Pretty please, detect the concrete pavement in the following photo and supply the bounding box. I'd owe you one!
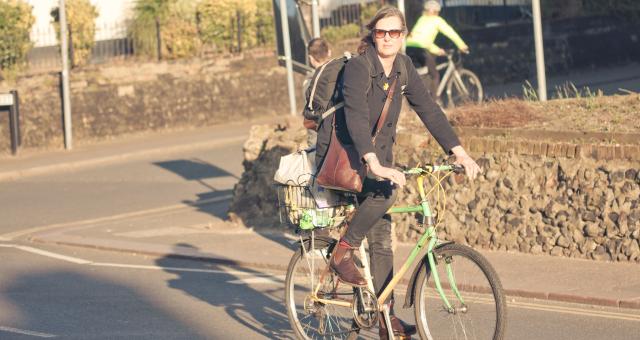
[1,117,639,312]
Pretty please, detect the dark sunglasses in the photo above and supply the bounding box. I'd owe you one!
[372,29,404,39]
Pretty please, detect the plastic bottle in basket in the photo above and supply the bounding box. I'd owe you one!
[299,209,315,230]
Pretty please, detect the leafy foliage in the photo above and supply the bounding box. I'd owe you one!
[130,0,200,59]
[0,0,35,71]
[321,24,360,45]
[196,0,274,53]
[359,1,382,27]
[51,0,99,67]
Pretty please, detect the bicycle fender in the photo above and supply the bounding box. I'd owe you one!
[403,241,454,309]
[295,236,368,268]
[296,235,337,253]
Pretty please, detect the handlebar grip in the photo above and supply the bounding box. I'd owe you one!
[452,164,465,174]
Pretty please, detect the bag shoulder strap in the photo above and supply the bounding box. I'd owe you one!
[398,55,408,92]
[372,77,398,144]
[307,59,333,111]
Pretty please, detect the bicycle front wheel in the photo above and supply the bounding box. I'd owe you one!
[285,238,358,339]
[414,243,506,340]
[446,69,483,107]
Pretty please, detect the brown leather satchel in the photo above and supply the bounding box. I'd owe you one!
[303,118,317,130]
[316,77,398,192]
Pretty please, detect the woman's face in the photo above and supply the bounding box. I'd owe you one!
[373,16,404,59]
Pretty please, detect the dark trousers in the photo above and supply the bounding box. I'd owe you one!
[406,46,440,100]
[343,178,398,302]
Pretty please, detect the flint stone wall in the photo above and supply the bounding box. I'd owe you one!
[0,52,303,155]
[228,118,640,263]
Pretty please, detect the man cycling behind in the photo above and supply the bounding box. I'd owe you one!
[406,0,469,101]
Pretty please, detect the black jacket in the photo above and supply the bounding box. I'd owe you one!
[316,45,460,168]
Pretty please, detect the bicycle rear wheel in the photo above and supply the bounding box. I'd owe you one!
[446,69,483,107]
[414,243,506,340]
[285,238,359,339]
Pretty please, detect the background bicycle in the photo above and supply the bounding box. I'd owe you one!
[415,50,484,108]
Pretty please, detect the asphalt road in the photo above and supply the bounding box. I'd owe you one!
[0,141,244,236]
[2,122,640,339]
[1,243,639,339]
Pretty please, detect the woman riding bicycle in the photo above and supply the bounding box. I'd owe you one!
[406,0,469,101]
[323,6,480,339]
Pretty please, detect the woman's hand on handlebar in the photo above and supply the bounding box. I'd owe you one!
[450,146,481,180]
[364,153,406,188]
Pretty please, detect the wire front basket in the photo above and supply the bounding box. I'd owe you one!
[275,184,352,229]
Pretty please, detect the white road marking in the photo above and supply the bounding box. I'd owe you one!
[0,194,232,241]
[3,244,640,322]
[11,245,92,264]
[228,276,286,285]
[0,325,57,338]
[508,300,640,322]
[92,262,263,277]
[1,244,271,277]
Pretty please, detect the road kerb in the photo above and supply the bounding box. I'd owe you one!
[0,135,247,182]
[26,231,640,311]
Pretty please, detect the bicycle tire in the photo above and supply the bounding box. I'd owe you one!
[285,238,359,339]
[414,243,506,340]
[446,69,483,107]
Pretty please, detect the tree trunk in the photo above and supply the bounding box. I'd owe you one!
[155,16,162,60]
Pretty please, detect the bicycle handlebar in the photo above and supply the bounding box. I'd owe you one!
[402,164,465,175]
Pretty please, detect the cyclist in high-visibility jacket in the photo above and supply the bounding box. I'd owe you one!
[406,0,469,100]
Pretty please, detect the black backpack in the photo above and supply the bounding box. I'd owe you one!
[302,52,408,130]
[302,52,352,129]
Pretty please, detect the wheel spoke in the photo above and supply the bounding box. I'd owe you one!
[414,244,506,340]
[286,242,355,339]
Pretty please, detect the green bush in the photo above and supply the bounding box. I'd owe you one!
[0,0,35,71]
[360,1,382,26]
[51,0,98,67]
[130,0,173,59]
[321,24,361,45]
[197,0,274,53]
[255,0,275,47]
[130,0,200,59]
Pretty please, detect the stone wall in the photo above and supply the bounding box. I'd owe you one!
[228,117,640,263]
[0,52,304,155]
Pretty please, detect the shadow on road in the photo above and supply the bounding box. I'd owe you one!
[1,269,201,338]
[156,243,293,339]
[154,158,238,181]
[154,158,237,219]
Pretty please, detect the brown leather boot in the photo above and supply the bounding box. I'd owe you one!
[330,242,367,287]
[378,314,417,340]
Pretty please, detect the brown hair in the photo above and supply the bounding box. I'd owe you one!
[357,6,407,55]
[307,38,330,62]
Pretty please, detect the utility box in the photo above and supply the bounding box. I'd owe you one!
[0,90,20,155]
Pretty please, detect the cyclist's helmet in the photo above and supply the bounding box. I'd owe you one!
[424,0,442,12]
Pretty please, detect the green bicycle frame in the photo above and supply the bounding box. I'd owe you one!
[377,166,464,310]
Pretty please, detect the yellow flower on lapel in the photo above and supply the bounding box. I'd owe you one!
[383,82,389,91]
